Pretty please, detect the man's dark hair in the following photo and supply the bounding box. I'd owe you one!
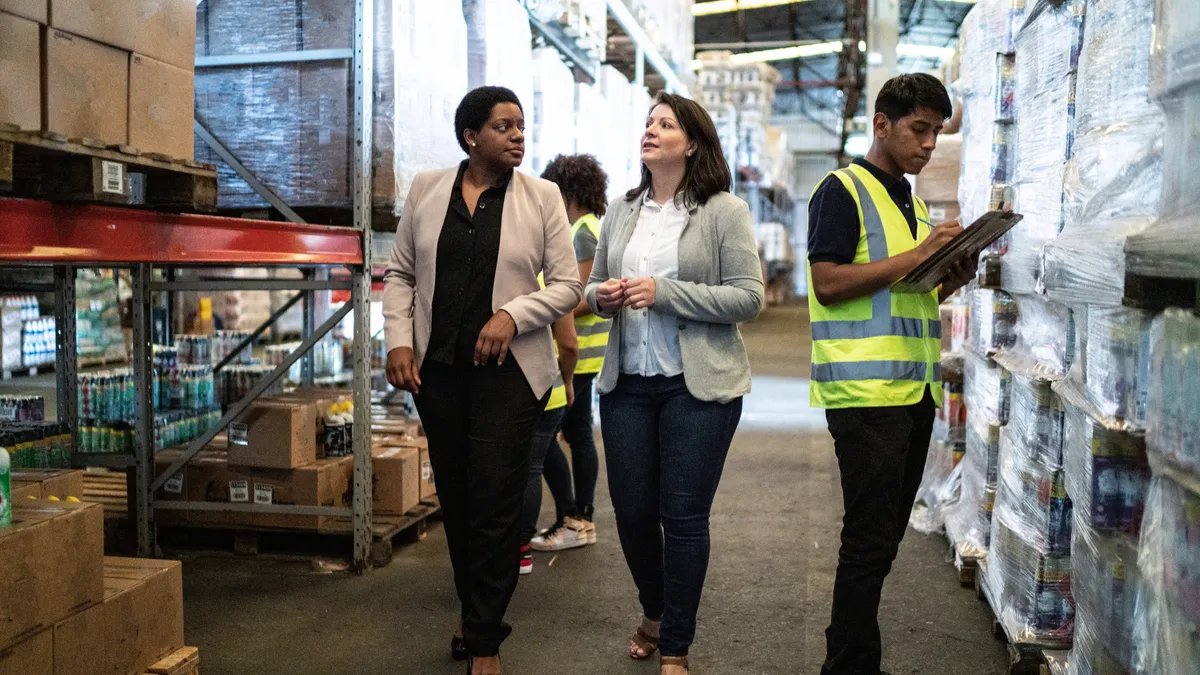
[626,92,732,207]
[875,73,953,122]
[542,154,610,216]
[454,86,523,154]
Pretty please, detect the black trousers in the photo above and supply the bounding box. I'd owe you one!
[822,389,936,675]
[414,358,545,658]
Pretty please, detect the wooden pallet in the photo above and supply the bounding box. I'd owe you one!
[158,497,442,568]
[143,647,200,675]
[957,554,979,588]
[82,469,130,518]
[1122,272,1198,313]
[0,123,217,212]
[974,561,1071,675]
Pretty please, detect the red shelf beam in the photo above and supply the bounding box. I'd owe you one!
[0,198,362,265]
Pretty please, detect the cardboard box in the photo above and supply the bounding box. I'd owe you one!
[131,0,196,71]
[0,502,104,649]
[46,0,135,56]
[372,445,419,515]
[228,400,319,470]
[0,629,52,675]
[231,456,352,529]
[43,29,128,143]
[11,470,85,501]
[419,447,436,501]
[128,54,194,160]
[53,557,184,675]
[11,482,42,501]
[0,0,44,23]
[0,11,41,130]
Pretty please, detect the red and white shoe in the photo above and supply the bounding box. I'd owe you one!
[519,544,533,575]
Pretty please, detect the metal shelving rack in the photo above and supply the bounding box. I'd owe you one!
[0,0,378,570]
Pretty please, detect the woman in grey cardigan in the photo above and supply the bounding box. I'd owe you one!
[586,92,764,675]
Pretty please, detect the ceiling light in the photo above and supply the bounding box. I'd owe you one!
[692,0,814,16]
[897,44,956,60]
[722,41,843,64]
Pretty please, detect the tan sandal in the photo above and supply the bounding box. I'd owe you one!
[629,619,661,660]
[661,655,689,673]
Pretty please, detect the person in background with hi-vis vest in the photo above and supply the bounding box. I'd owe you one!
[806,73,977,675]
[528,154,611,552]
[518,278,578,577]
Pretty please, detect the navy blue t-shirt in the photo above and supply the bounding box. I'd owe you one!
[807,158,919,265]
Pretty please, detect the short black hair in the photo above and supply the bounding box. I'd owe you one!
[454,86,523,154]
[875,73,952,122]
[541,154,610,216]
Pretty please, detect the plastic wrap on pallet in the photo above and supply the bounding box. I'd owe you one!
[1070,512,1141,675]
[1132,475,1200,674]
[995,373,1071,555]
[997,294,1075,380]
[1151,0,1200,96]
[530,49,577,176]
[966,350,1011,435]
[1042,0,1163,307]
[912,380,968,534]
[1078,307,1153,430]
[1001,0,1087,295]
[1124,88,1200,277]
[1146,308,1200,476]
[465,0,534,173]
[194,0,469,215]
[984,510,1075,645]
[968,288,1016,357]
[1063,401,1149,537]
[945,428,994,562]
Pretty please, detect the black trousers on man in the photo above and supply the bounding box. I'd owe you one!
[414,357,546,658]
[822,389,936,675]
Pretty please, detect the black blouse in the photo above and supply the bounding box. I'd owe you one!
[426,161,511,366]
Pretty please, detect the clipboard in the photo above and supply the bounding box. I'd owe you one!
[891,210,1023,294]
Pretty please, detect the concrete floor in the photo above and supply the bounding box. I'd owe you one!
[102,305,1012,673]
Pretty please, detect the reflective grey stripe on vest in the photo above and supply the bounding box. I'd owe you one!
[579,345,608,361]
[929,320,942,340]
[811,360,932,383]
[575,320,612,337]
[812,169,902,341]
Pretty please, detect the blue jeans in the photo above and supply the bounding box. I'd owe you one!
[522,404,569,545]
[542,373,600,520]
[601,374,743,657]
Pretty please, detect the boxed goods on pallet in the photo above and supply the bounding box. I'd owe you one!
[911,380,968,534]
[1041,0,1163,307]
[1002,0,1086,295]
[0,395,45,423]
[1077,307,1153,431]
[10,469,85,502]
[1063,403,1147,537]
[984,371,1074,646]
[0,502,104,648]
[372,443,421,516]
[1070,517,1139,675]
[0,10,40,131]
[228,398,326,470]
[43,29,130,147]
[968,288,1016,356]
[1146,308,1200,475]
[194,0,468,216]
[0,306,22,372]
[420,446,436,500]
[75,271,124,364]
[1002,294,1075,379]
[1133,476,1200,673]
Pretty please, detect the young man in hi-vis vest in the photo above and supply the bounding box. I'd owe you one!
[806,74,977,675]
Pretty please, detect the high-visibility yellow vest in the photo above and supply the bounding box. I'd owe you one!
[538,272,569,411]
[806,164,944,409]
[572,214,611,376]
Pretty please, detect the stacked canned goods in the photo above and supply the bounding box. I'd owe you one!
[0,422,72,468]
[175,334,214,365]
[78,369,137,422]
[213,330,255,365]
[0,395,45,422]
[216,364,279,408]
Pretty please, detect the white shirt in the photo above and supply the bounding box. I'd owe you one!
[620,192,689,377]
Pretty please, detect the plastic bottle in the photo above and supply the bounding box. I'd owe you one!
[0,446,10,526]
[324,404,344,457]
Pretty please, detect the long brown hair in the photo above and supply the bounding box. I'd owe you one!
[625,92,732,208]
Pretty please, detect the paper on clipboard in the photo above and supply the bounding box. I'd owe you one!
[891,211,1023,294]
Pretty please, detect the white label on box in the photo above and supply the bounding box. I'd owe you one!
[229,422,249,446]
[101,161,125,195]
[929,206,947,222]
[254,484,274,505]
[421,461,432,481]
[229,480,249,503]
[164,472,184,495]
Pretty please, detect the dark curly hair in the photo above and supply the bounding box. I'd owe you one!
[540,154,610,217]
[454,86,523,154]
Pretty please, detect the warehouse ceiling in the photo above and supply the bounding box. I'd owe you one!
[692,0,972,140]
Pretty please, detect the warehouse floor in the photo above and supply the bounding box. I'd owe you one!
[178,304,1009,675]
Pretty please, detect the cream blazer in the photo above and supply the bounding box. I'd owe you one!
[382,167,583,397]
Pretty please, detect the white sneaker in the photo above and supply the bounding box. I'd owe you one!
[530,517,595,551]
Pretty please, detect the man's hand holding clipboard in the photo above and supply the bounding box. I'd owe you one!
[892,209,1024,295]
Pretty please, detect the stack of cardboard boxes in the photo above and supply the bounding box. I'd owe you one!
[155,389,434,531]
[0,0,197,160]
[0,500,189,674]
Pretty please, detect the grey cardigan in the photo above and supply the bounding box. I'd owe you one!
[585,191,764,403]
